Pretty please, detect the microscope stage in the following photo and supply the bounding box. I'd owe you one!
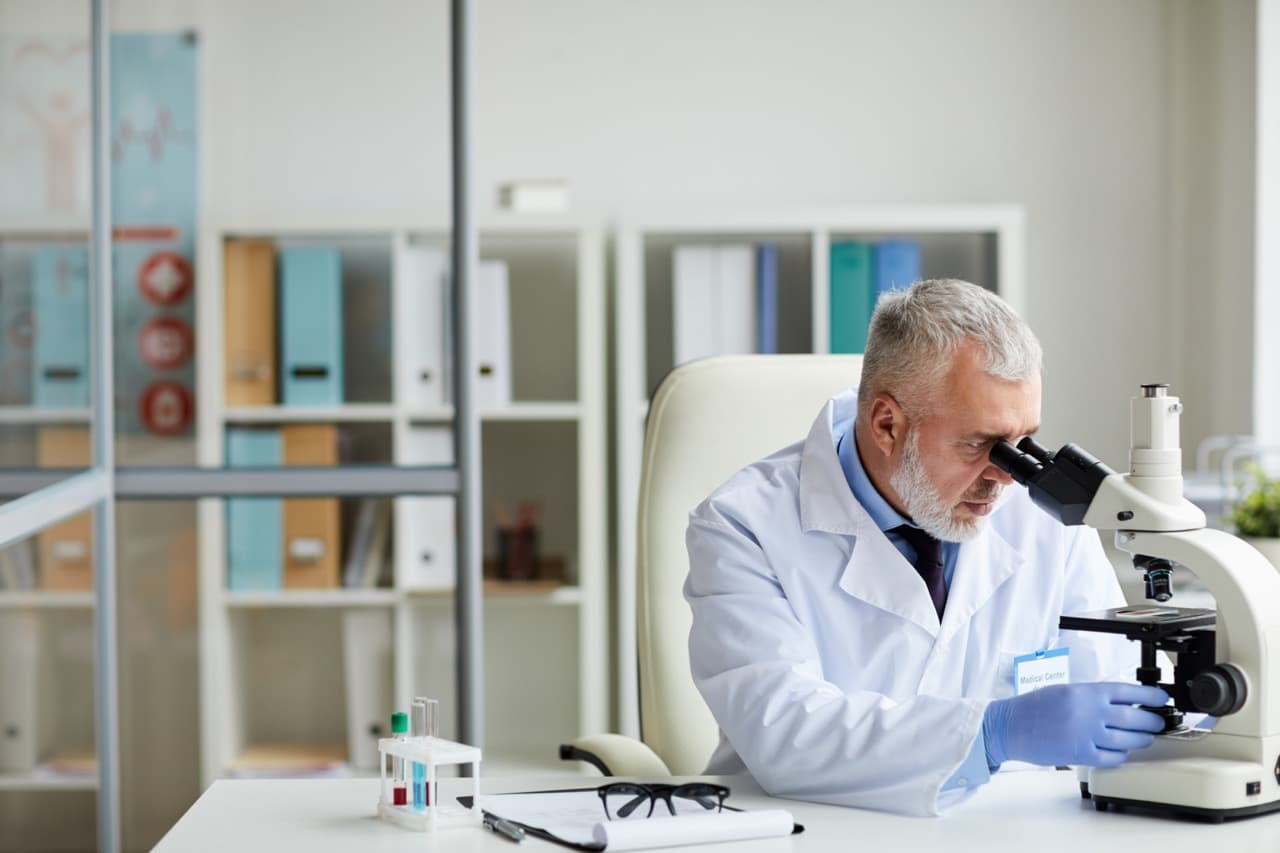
[1060,606,1215,639]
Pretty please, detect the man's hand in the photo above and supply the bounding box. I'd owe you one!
[983,682,1170,768]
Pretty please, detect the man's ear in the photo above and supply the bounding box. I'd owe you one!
[867,393,908,458]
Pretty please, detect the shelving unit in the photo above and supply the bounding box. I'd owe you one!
[0,230,102,819]
[194,215,607,787]
[612,205,1026,737]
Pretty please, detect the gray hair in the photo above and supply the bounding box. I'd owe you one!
[857,278,1041,420]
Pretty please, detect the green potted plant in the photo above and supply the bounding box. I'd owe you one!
[1230,465,1280,570]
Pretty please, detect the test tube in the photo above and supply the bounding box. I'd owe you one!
[424,699,440,806]
[390,711,408,806]
[410,698,427,810]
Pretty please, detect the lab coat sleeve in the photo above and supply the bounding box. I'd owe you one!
[685,514,989,817]
[1056,526,1141,683]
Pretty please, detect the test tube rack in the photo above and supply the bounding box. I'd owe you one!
[376,736,482,831]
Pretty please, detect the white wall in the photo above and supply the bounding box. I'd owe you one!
[188,0,1256,465]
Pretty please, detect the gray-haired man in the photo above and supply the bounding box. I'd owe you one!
[685,279,1167,815]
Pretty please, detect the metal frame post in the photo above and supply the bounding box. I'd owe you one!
[451,0,483,750]
[89,1,121,850]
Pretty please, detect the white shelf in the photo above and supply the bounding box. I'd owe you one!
[0,771,98,791]
[405,402,584,423]
[224,589,397,608]
[223,404,396,424]
[407,584,583,606]
[0,591,94,609]
[481,402,581,422]
[198,221,609,792]
[0,407,92,425]
[404,406,455,423]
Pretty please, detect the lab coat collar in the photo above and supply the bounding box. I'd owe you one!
[800,392,1023,638]
[798,391,865,536]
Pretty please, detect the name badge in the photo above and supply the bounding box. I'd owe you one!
[1013,648,1069,695]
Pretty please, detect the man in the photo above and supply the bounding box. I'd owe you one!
[684,279,1168,816]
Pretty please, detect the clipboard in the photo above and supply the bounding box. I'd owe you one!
[458,787,804,851]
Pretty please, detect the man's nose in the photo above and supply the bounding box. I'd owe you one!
[984,463,1014,486]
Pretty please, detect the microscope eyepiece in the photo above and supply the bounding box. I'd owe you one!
[990,440,1043,486]
[1016,436,1055,464]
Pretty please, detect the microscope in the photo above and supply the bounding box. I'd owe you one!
[990,384,1280,821]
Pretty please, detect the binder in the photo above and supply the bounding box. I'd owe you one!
[473,260,511,410]
[341,609,393,771]
[226,427,283,591]
[829,241,874,354]
[36,427,93,591]
[715,246,756,356]
[673,245,759,365]
[396,245,450,410]
[281,424,341,588]
[672,246,716,364]
[756,244,779,355]
[224,240,278,406]
[0,611,38,772]
[280,247,344,405]
[396,426,456,590]
[32,247,89,408]
[875,240,922,296]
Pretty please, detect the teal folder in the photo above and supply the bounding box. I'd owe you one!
[32,247,90,407]
[280,247,344,405]
[226,428,283,590]
[830,242,874,354]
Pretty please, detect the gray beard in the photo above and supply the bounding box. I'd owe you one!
[889,430,987,543]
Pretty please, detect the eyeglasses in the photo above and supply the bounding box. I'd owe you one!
[596,782,730,821]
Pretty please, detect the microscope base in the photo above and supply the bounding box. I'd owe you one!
[1081,757,1280,822]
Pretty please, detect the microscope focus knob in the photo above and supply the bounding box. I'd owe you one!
[1188,664,1248,717]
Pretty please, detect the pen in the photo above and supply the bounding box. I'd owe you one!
[484,813,526,843]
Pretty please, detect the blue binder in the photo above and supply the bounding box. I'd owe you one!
[280,247,344,405]
[874,240,922,297]
[756,244,779,354]
[32,247,90,408]
[226,428,283,591]
[830,242,874,354]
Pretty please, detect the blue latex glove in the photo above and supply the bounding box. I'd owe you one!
[983,682,1170,768]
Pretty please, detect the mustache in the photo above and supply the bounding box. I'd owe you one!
[963,484,1002,502]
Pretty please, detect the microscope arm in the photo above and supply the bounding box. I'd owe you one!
[1114,527,1280,740]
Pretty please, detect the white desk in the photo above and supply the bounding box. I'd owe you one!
[155,771,1280,852]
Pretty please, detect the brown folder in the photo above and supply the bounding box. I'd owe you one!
[36,427,93,591]
[281,424,340,588]
[224,240,277,406]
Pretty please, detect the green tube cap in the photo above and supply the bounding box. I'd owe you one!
[391,711,408,734]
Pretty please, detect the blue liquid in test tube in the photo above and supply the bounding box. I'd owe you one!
[411,698,428,809]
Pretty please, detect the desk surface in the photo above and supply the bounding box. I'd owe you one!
[155,771,1280,852]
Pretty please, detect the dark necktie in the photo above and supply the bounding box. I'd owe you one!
[891,524,947,619]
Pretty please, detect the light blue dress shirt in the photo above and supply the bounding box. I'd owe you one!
[834,419,993,791]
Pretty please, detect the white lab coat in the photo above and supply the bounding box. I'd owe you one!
[685,389,1138,816]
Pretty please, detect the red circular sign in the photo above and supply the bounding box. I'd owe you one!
[137,316,193,371]
[137,251,193,306]
[139,380,193,437]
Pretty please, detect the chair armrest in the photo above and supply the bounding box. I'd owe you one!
[559,733,672,778]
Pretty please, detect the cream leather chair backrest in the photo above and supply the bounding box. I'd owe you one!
[636,354,864,775]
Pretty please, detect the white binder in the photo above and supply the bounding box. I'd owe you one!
[341,609,393,771]
[715,245,757,356]
[396,244,451,410]
[396,426,457,590]
[673,245,758,365]
[673,246,716,365]
[473,260,512,410]
[0,612,38,772]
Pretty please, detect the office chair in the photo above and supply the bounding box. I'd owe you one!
[561,354,865,777]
